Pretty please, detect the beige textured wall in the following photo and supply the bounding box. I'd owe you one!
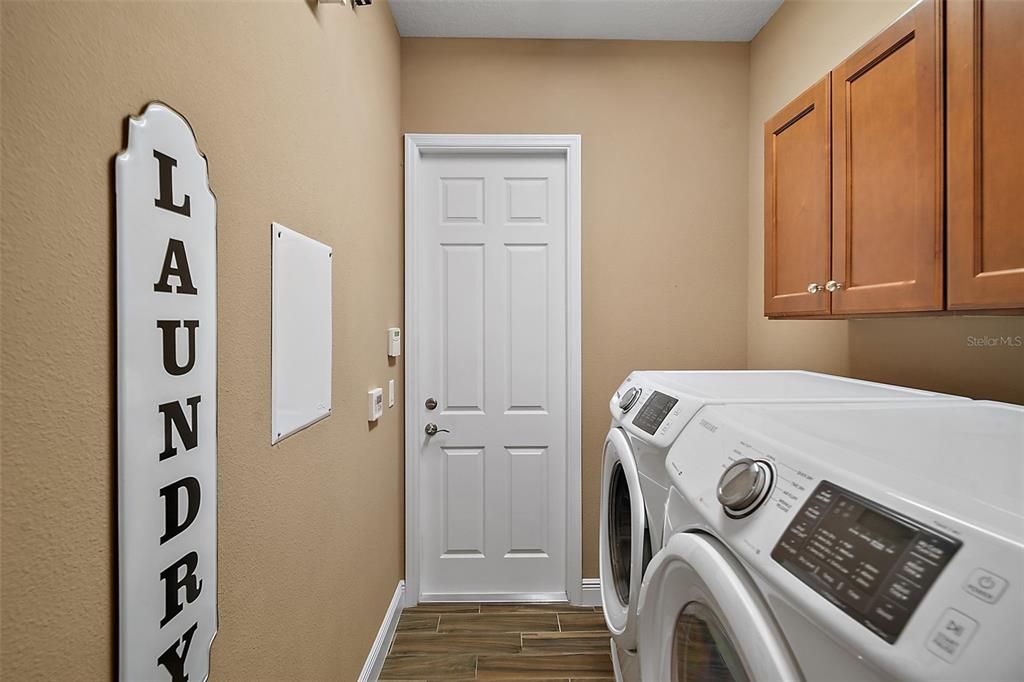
[747,0,1024,404]
[1,2,403,680]
[401,38,751,576]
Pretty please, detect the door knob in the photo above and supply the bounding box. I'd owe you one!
[807,282,825,294]
[825,280,843,292]
[425,423,450,436]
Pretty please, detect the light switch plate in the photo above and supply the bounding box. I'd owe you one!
[388,379,395,407]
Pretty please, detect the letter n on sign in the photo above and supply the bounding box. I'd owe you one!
[116,102,217,682]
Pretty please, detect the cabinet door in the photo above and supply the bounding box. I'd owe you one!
[764,76,831,317]
[831,0,943,314]
[947,0,1024,310]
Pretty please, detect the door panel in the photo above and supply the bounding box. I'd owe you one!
[506,245,549,411]
[417,152,568,598]
[764,75,831,316]
[831,0,943,314]
[443,447,485,556]
[441,177,485,224]
[442,245,485,411]
[506,447,549,556]
[947,0,1024,309]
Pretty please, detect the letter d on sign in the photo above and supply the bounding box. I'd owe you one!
[116,102,217,682]
[160,477,201,545]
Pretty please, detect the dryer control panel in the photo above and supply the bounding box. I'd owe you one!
[772,481,961,643]
[631,390,679,435]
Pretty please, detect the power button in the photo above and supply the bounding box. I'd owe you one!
[963,568,1008,604]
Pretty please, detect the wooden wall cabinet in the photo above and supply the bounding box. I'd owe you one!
[831,0,943,315]
[946,0,1024,309]
[764,0,1022,318]
[764,76,831,317]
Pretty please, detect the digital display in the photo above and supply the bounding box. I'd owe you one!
[772,481,960,643]
[631,391,679,435]
[857,507,915,546]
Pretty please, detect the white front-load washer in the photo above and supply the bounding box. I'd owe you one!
[639,399,1024,682]
[599,370,961,665]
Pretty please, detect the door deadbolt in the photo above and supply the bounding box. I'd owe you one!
[425,397,437,410]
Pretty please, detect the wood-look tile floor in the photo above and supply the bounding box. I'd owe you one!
[379,603,613,681]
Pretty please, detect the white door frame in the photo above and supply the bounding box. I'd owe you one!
[403,133,582,606]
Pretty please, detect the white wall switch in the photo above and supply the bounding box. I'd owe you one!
[388,379,396,407]
[388,327,401,357]
[368,387,383,422]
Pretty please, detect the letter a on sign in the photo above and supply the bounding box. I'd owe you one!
[116,102,217,682]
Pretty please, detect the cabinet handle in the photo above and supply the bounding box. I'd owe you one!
[825,280,843,292]
[807,282,825,294]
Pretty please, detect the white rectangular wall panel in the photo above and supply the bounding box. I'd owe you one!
[271,223,332,444]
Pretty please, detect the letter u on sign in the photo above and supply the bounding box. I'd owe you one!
[116,102,217,682]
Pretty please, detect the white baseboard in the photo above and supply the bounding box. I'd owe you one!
[359,580,405,682]
[399,579,601,612]
[579,577,602,607]
[421,591,569,603]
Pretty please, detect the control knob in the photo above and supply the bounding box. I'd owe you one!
[619,386,641,412]
[717,458,774,518]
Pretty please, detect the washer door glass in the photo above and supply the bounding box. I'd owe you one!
[672,601,750,682]
[607,461,652,606]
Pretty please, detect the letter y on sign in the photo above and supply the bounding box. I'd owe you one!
[116,102,217,682]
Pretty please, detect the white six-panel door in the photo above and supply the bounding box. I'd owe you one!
[413,148,570,600]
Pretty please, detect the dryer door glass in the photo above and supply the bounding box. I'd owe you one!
[672,602,750,682]
[607,462,652,606]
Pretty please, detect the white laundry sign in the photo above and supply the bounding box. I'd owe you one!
[116,102,217,682]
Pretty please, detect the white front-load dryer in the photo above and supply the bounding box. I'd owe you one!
[638,531,803,682]
[600,427,652,654]
[598,370,963,668]
[641,398,1024,682]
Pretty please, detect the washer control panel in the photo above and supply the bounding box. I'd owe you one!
[772,480,961,643]
[631,390,679,435]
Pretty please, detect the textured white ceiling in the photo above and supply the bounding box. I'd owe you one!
[389,0,784,42]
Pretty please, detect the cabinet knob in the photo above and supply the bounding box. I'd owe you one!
[807,282,825,294]
[825,280,843,292]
